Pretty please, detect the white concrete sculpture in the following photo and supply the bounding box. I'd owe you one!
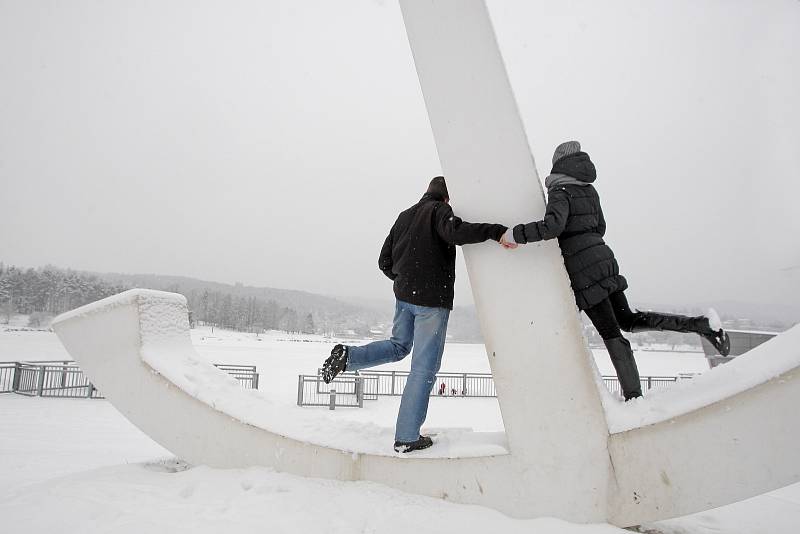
[52,0,800,527]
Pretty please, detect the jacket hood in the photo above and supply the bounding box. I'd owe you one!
[425,176,449,201]
[550,152,597,183]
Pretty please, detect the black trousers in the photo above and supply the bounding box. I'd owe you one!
[583,291,638,340]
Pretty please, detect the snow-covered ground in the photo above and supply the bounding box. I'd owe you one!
[1,325,798,533]
[0,323,710,455]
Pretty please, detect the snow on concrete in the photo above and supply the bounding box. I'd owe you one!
[1,400,620,534]
[49,290,508,457]
[601,324,800,434]
[646,483,800,534]
[141,334,510,458]
[14,298,791,448]
[3,322,800,533]
[2,382,800,533]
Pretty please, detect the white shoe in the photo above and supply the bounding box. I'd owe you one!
[706,308,722,332]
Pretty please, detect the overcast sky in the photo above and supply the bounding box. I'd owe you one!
[1,0,798,315]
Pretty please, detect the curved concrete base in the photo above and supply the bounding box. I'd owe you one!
[51,0,800,526]
[53,289,800,526]
[606,327,800,525]
[51,289,588,521]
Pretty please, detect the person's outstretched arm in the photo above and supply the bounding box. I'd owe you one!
[378,229,397,280]
[508,188,570,244]
[434,203,507,245]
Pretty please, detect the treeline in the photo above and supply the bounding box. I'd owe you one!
[182,288,315,333]
[97,272,386,337]
[0,263,326,334]
[0,263,127,323]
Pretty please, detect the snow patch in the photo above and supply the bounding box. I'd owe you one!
[0,463,628,534]
[77,290,510,458]
[601,324,800,434]
[707,307,722,332]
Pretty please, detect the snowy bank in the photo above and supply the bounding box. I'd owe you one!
[601,323,800,434]
[53,289,508,458]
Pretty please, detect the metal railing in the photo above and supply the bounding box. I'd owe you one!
[0,362,18,393]
[0,361,259,399]
[214,364,260,390]
[14,361,104,398]
[367,370,496,398]
[298,374,365,408]
[316,369,497,398]
[298,369,682,408]
[602,375,678,397]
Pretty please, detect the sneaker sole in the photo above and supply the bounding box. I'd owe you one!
[394,439,434,453]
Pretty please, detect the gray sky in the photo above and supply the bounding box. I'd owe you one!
[1,0,798,315]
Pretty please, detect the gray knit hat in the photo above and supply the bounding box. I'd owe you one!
[552,141,581,165]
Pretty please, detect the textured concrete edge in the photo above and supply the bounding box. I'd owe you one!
[607,365,800,525]
[49,292,547,517]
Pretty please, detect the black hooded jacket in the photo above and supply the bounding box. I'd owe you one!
[379,193,506,310]
[512,152,627,310]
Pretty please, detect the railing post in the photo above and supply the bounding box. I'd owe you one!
[356,378,364,408]
[36,365,46,396]
[329,388,336,411]
[87,382,95,398]
[647,376,652,390]
[253,372,260,390]
[391,371,396,395]
[297,376,304,406]
[12,362,21,392]
[462,372,467,396]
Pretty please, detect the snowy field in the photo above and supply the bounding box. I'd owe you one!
[1,324,798,533]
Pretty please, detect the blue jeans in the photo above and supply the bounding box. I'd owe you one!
[346,299,450,442]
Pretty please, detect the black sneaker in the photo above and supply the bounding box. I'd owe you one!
[702,329,731,357]
[321,344,348,384]
[394,435,433,453]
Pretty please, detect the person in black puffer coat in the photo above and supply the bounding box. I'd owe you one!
[504,141,730,400]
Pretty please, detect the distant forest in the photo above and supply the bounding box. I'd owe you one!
[0,263,384,335]
[3,262,784,345]
[0,264,127,326]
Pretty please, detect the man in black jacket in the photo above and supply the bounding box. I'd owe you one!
[321,176,509,453]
